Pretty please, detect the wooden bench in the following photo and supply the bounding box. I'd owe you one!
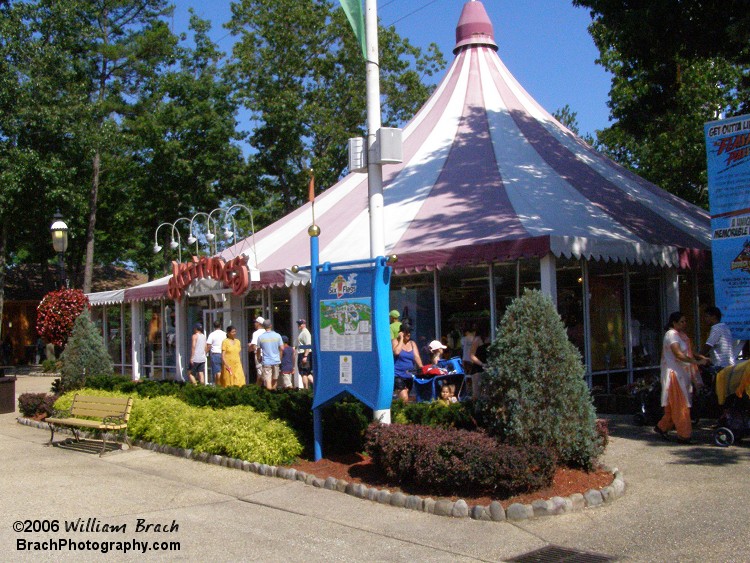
[46,394,133,456]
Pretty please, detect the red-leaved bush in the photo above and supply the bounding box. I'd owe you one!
[365,422,556,497]
[17,392,58,419]
[36,289,89,346]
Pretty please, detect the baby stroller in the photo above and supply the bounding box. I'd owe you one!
[633,374,703,427]
[412,357,466,402]
[712,360,750,447]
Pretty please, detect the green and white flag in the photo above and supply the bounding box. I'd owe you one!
[339,0,366,59]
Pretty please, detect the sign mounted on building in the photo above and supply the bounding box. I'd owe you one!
[705,113,750,339]
[167,255,250,301]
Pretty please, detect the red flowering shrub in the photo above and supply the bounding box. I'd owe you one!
[365,422,556,497]
[36,289,89,346]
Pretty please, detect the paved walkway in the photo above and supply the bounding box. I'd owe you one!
[1,376,749,561]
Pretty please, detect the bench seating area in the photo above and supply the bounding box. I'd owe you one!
[46,394,133,456]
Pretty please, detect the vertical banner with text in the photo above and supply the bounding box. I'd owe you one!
[705,113,750,339]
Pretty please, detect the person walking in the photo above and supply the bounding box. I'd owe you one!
[654,312,707,444]
[220,326,245,387]
[248,316,266,386]
[205,320,226,385]
[188,323,206,385]
[701,306,736,378]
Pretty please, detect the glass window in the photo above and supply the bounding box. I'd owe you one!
[588,260,626,373]
[122,306,132,375]
[270,287,291,338]
[390,273,436,364]
[629,266,662,369]
[439,266,491,359]
[107,306,121,366]
[144,303,163,379]
[556,258,585,357]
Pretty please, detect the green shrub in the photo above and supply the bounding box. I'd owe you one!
[127,395,302,465]
[41,359,59,373]
[391,399,477,430]
[59,313,113,392]
[480,289,604,469]
[365,422,555,497]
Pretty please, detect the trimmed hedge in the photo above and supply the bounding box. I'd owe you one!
[391,399,477,430]
[365,422,556,497]
[54,390,302,466]
[18,393,58,419]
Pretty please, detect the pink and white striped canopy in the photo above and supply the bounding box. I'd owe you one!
[126,0,709,299]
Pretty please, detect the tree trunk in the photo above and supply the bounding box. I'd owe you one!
[83,149,100,293]
[0,221,7,343]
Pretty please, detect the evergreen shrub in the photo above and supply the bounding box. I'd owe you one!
[365,422,555,496]
[18,393,58,419]
[480,289,604,469]
[59,313,113,392]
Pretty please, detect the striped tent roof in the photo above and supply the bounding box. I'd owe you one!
[125,0,709,300]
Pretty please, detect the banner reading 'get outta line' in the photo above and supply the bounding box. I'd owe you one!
[705,113,750,339]
[167,255,250,301]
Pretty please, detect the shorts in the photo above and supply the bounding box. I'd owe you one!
[393,376,413,392]
[280,371,293,389]
[190,361,205,377]
[209,353,222,382]
[298,354,312,375]
[261,364,280,387]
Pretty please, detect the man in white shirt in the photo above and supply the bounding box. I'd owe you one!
[204,321,226,385]
[701,306,736,376]
[296,319,313,389]
[248,316,266,386]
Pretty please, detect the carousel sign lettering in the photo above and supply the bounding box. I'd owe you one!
[167,255,250,301]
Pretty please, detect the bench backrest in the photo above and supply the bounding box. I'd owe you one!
[70,395,133,421]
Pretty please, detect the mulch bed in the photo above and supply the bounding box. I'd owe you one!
[290,453,613,509]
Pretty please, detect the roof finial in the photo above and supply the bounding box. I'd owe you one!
[454,0,497,54]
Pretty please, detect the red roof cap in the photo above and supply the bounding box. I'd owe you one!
[454,0,497,54]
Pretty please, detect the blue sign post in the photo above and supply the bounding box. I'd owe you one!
[294,227,394,460]
[705,114,750,339]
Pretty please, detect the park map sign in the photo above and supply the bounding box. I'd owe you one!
[705,113,750,339]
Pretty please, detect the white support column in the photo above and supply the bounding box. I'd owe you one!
[433,270,441,340]
[174,299,188,382]
[130,301,144,381]
[540,253,558,307]
[488,263,497,340]
[663,269,680,316]
[290,284,306,388]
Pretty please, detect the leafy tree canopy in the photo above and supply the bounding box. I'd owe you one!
[574,0,749,206]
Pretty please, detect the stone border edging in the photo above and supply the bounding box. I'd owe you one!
[17,416,625,521]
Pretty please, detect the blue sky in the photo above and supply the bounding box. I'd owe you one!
[169,0,612,139]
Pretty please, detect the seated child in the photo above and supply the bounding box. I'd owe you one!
[437,383,458,406]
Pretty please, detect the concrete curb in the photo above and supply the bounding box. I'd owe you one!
[18,417,625,522]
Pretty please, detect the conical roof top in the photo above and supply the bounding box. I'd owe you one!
[125,1,709,299]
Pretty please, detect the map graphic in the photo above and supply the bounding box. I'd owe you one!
[320,298,372,351]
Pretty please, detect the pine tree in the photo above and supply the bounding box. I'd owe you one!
[59,312,113,392]
[480,289,603,469]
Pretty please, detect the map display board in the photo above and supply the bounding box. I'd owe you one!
[311,261,394,412]
[705,114,750,339]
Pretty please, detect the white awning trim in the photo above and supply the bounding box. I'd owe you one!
[87,289,125,306]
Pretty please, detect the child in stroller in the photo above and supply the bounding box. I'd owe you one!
[712,360,750,447]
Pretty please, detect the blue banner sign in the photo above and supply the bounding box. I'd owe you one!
[311,259,394,412]
[705,113,750,339]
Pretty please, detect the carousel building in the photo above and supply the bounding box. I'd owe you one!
[88,0,712,390]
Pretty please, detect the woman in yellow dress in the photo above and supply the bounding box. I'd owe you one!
[220,325,245,387]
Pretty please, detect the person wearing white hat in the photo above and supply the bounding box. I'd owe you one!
[248,316,266,385]
[427,339,447,365]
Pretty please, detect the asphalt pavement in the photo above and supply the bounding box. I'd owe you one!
[1,375,749,562]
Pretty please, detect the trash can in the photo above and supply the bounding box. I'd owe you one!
[0,376,17,414]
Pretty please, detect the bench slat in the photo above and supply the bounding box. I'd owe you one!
[71,406,131,419]
[46,417,127,430]
[72,395,131,406]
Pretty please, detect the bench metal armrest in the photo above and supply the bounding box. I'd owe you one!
[102,414,127,426]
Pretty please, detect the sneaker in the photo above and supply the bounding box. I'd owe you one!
[653,425,669,440]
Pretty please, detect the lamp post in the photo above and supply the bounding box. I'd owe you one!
[50,211,69,288]
[153,219,188,263]
[221,204,258,267]
[187,212,217,256]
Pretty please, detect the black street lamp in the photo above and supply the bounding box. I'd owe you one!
[50,211,69,288]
